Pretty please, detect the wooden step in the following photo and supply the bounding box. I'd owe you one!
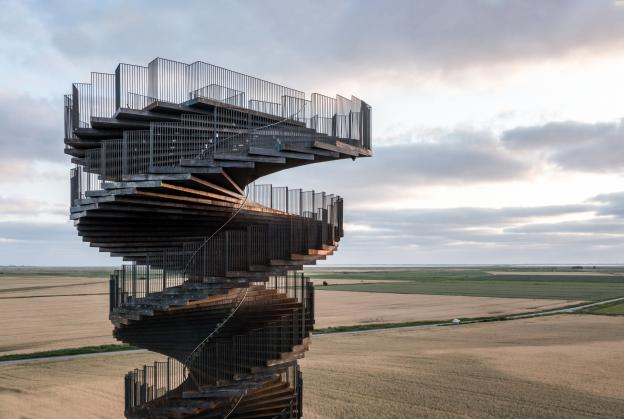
[248,146,314,161]
[290,254,325,262]
[180,158,257,169]
[269,260,306,268]
[213,153,286,164]
[282,143,339,158]
[149,166,227,174]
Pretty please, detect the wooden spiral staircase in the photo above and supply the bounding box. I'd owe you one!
[66,58,372,418]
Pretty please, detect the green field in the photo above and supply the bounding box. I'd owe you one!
[583,302,624,315]
[307,267,624,301]
[3,266,624,301]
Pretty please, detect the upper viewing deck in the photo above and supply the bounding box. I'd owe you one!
[65,58,372,194]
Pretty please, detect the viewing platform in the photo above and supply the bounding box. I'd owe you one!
[66,57,372,419]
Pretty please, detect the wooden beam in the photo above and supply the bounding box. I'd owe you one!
[160,182,243,204]
[220,169,244,195]
[189,176,244,200]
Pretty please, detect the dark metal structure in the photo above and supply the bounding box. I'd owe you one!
[65,58,372,418]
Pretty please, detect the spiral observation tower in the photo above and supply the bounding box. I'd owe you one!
[65,58,372,418]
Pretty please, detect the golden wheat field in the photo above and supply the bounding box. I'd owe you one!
[1,315,623,419]
[314,290,581,327]
[0,275,582,355]
[0,276,115,355]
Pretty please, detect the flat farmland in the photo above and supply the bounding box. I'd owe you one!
[583,301,624,315]
[1,315,623,418]
[302,314,624,418]
[314,290,581,328]
[308,267,624,300]
[1,268,584,355]
[0,270,115,355]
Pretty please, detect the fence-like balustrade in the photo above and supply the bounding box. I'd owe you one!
[66,58,371,419]
[65,57,370,144]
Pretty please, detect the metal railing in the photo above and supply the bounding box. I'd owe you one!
[68,105,351,203]
[183,285,250,390]
[65,58,371,150]
[68,58,368,419]
[123,273,312,416]
[107,194,339,308]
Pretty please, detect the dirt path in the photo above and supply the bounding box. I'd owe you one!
[315,290,582,327]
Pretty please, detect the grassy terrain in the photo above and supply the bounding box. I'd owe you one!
[582,301,624,315]
[314,320,444,334]
[307,267,624,300]
[0,344,137,362]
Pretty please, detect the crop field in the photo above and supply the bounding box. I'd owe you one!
[0,266,112,278]
[307,266,624,300]
[0,267,585,355]
[0,270,115,355]
[583,301,624,315]
[315,291,581,327]
[1,315,623,418]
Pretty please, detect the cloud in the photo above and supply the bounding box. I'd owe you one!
[0,221,70,242]
[502,119,624,172]
[502,121,616,149]
[4,0,624,87]
[1,1,623,265]
[0,196,66,220]
[330,195,624,264]
[0,195,621,266]
[591,191,624,217]
[506,219,624,234]
[346,203,600,241]
[0,221,116,266]
[264,128,531,207]
[0,91,63,162]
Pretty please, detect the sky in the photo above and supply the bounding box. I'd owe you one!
[1,0,624,266]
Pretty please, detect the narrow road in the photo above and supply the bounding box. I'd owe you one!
[505,296,624,319]
[316,296,624,337]
[2,297,622,366]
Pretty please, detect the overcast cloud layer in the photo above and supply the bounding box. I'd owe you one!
[1,0,624,265]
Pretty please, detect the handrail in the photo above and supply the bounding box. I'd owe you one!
[180,99,308,280]
[224,394,246,419]
[194,97,310,160]
[121,272,313,415]
[181,189,249,276]
[178,97,308,395]
[184,285,250,389]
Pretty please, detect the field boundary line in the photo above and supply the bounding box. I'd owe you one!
[2,297,622,366]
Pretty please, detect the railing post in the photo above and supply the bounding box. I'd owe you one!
[132,264,137,299]
[121,267,126,305]
[109,275,115,312]
[100,142,106,185]
[122,135,128,176]
[145,262,150,296]
[166,358,171,394]
[224,232,229,273]
[142,365,148,403]
[348,110,352,140]
[213,107,217,154]
[149,124,154,170]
